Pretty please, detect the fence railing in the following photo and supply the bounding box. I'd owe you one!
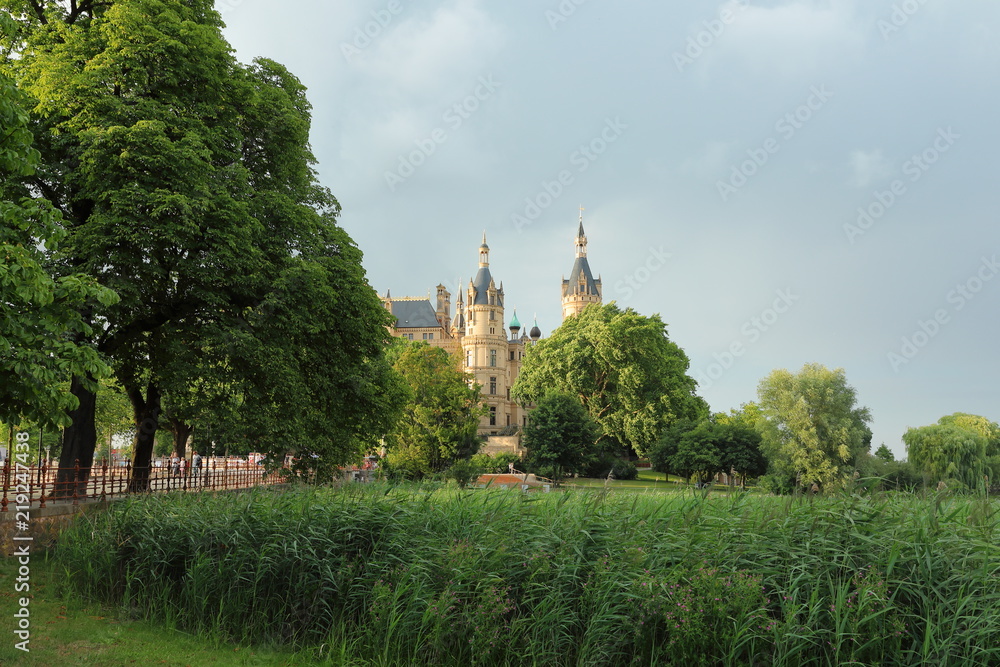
[0,457,287,512]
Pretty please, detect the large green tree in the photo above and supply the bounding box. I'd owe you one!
[757,363,872,491]
[511,303,707,458]
[903,413,1000,490]
[0,11,117,431]
[650,418,765,486]
[383,342,484,478]
[3,0,402,490]
[522,390,601,483]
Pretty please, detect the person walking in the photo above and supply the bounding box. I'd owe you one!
[192,451,202,485]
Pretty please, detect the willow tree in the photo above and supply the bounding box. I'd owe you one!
[904,413,1000,490]
[3,0,403,490]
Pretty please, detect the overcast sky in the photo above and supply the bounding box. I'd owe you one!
[220,0,1000,459]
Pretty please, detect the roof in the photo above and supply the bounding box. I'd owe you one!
[389,299,441,329]
[562,257,602,297]
[471,267,503,306]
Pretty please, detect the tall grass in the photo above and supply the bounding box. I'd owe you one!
[55,484,1000,665]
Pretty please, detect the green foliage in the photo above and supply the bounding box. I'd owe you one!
[630,563,770,663]
[757,363,872,491]
[522,390,601,482]
[512,303,708,457]
[0,16,117,427]
[470,451,521,474]
[579,453,638,480]
[855,453,922,492]
[874,444,895,462]
[384,342,485,477]
[3,1,403,476]
[903,413,999,490]
[650,418,766,485]
[445,458,484,489]
[55,486,1000,665]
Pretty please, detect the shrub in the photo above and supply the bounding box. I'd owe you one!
[445,458,484,489]
[470,452,522,474]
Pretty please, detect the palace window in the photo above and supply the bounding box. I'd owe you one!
[466,350,473,367]
[489,310,495,321]
[489,377,497,394]
[489,350,497,367]
[422,332,434,340]
[489,407,497,426]
[509,350,514,361]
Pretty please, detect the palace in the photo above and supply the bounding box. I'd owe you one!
[383,215,602,450]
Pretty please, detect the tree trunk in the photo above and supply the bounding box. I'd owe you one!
[170,417,192,460]
[54,374,98,498]
[127,383,161,493]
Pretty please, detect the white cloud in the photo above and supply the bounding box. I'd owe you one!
[704,0,868,79]
[355,0,505,97]
[848,149,893,188]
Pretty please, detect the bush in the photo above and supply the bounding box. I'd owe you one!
[470,452,522,474]
[581,454,638,480]
[446,458,484,489]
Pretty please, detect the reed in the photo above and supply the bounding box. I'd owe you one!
[55,485,1000,665]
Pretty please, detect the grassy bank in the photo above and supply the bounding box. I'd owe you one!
[0,553,311,666]
[50,484,1000,665]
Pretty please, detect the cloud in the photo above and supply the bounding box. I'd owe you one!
[848,149,893,188]
[354,0,505,97]
[705,0,868,79]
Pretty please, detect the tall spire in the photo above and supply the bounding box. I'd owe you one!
[479,232,490,268]
[575,207,587,258]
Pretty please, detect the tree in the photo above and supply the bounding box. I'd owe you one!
[757,363,872,491]
[522,390,601,483]
[670,422,721,486]
[511,303,708,458]
[717,423,767,485]
[903,413,1000,490]
[4,0,403,490]
[383,342,485,478]
[0,11,117,431]
[651,419,765,487]
[874,444,895,462]
[649,419,694,479]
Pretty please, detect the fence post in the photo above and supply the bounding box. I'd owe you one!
[72,459,80,506]
[0,459,9,513]
[38,462,47,509]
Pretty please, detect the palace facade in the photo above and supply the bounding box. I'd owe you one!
[383,217,602,447]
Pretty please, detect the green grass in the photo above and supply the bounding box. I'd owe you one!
[46,483,1000,666]
[0,553,317,666]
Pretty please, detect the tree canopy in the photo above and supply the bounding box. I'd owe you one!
[2,0,402,488]
[383,342,484,478]
[0,12,117,429]
[522,390,601,482]
[903,413,1000,490]
[511,303,707,458]
[756,363,872,490]
[650,418,766,486]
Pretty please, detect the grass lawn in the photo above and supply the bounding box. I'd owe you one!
[564,468,752,491]
[0,554,311,667]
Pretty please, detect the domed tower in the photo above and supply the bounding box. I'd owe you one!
[462,233,511,434]
[561,209,602,320]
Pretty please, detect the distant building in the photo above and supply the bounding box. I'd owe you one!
[383,215,602,451]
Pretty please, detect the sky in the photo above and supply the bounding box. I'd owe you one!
[219,0,1000,459]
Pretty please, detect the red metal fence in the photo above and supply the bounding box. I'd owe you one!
[0,457,286,512]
